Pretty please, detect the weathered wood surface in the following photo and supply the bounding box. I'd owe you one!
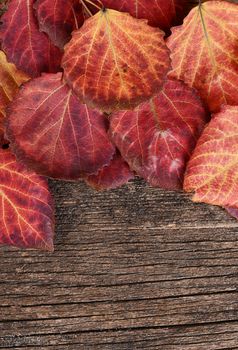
[0,179,238,349]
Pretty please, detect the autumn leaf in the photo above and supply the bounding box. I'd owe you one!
[62,8,170,112]
[167,1,238,113]
[225,207,238,220]
[86,0,188,31]
[85,153,134,190]
[0,149,54,251]
[6,73,115,180]
[110,79,207,190]
[35,0,84,49]
[184,105,238,208]
[0,0,62,77]
[0,51,29,144]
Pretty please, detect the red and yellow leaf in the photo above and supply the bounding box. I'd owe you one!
[87,0,188,31]
[62,8,170,112]
[35,0,84,49]
[167,1,238,112]
[110,79,207,189]
[184,105,238,208]
[6,73,115,180]
[85,153,134,190]
[0,51,29,144]
[0,0,62,77]
[0,149,54,251]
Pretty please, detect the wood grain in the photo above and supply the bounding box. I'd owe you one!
[0,179,238,349]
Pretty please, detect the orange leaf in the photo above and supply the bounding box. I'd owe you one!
[62,8,170,112]
[0,51,29,144]
[0,149,54,251]
[167,1,238,113]
[184,105,238,208]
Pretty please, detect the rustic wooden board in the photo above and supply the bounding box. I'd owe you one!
[0,179,238,349]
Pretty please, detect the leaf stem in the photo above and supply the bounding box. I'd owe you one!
[80,0,93,17]
[72,5,79,30]
[94,0,103,7]
[82,0,102,11]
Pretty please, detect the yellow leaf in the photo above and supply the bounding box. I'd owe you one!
[0,51,29,142]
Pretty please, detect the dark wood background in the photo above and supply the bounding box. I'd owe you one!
[0,179,238,349]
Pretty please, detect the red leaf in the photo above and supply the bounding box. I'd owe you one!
[6,73,115,180]
[0,149,54,251]
[35,0,84,49]
[62,8,170,112]
[87,0,188,31]
[85,153,134,190]
[226,207,238,221]
[0,0,62,77]
[110,79,207,190]
[184,105,238,208]
[167,1,238,113]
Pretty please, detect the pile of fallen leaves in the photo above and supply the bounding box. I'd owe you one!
[0,0,237,251]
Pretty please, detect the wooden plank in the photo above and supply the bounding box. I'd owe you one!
[0,180,238,349]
